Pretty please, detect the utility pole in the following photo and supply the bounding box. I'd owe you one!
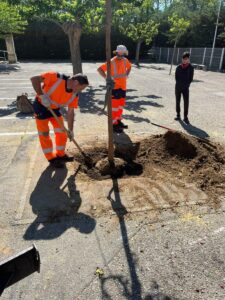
[209,0,223,69]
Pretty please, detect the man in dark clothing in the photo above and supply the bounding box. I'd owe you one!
[175,52,194,124]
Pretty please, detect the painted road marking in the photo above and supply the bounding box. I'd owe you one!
[189,226,225,246]
[0,107,14,109]
[0,98,18,100]
[0,131,37,136]
[15,141,39,221]
[0,116,33,120]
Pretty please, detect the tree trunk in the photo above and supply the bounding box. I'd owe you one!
[169,38,178,75]
[105,0,114,164]
[5,34,17,63]
[62,22,82,74]
[135,40,142,66]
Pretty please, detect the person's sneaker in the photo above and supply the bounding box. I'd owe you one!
[183,117,190,124]
[117,120,128,129]
[113,124,123,133]
[48,157,65,168]
[57,154,74,162]
[174,115,181,121]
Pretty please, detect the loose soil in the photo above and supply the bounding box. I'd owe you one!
[72,131,225,204]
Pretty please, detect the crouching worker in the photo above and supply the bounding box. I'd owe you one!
[30,72,89,168]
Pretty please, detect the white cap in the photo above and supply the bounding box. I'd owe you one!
[114,45,128,55]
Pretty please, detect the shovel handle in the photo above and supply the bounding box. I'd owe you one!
[48,107,87,158]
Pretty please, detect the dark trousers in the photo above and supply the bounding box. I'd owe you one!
[175,88,189,118]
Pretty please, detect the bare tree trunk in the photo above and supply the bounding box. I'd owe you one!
[105,0,114,164]
[135,40,142,66]
[5,34,17,63]
[62,22,82,74]
[169,38,178,75]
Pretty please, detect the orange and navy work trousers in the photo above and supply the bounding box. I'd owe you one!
[111,88,126,125]
[35,116,67,161]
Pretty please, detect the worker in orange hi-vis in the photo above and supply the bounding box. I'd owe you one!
[30,72,89,168]
[97,45,132,133]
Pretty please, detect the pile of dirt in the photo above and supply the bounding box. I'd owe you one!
[72,131,225,198]
[137,131,225,198]
[164,131,197,158]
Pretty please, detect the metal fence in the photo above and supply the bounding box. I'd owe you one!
[152,47,225,71]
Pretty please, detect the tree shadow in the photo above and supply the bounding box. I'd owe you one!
[79,86,160,124]
[0,101,34,118]
[100,178,173,299]
[0,63,21,74]
[0,107,18,117]
[123,114,151,124]
[23,165,96,240]
[79,86,105,115]
[179,120,210,139]
[125,99,163,112]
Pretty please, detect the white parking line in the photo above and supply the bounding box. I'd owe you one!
[15,141,39,221]
[0,116,33,120]
[0,98,17,100]
[0,131,37,136]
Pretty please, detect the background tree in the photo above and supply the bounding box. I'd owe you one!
[15,0,105,73]
[168,13,190,74]
[115,0,159,66]
[0,0,27,63]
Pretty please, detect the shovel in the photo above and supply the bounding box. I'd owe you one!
[48,107,93,166]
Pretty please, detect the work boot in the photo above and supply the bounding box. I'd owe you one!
[174,115,180,121]
[57,154,74,162]
[117,120,128,129]
[48,157,64,168]
[183,117,190,124]
[113,124,123,133]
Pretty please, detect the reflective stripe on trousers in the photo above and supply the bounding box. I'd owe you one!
[112,88,126,124]
[35,116,67,160]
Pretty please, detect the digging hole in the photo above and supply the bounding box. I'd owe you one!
[72,131,225,197]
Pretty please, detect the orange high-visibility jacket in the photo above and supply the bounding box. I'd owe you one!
[100,57,131,90]
[37,72,79,109]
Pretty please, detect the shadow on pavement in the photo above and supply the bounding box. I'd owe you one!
[123,114,151,124]
[0,107,17,117]
[0,63,21,73]
[23,165,96,240]
[0,101,34,118]
[79,86,105,115]
[179,120,210,139]
[100,177,173,299]
[79,86,160,124]
[193,79,204,83]
[125,99,163,112]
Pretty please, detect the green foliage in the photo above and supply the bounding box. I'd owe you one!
[115,1,159,44]
[168,13,190,43]
[16,0,105,33]
[0,0,27,36]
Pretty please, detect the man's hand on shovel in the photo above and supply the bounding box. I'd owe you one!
[47,107,93,167]
[67,129,74,142]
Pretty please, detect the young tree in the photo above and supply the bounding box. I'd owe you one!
[0,0,27,63]
[115,1,159,66]
[105,0,114,164]
[168,13,190,74]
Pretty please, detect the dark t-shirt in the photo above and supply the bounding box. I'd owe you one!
[175,64,194,90]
